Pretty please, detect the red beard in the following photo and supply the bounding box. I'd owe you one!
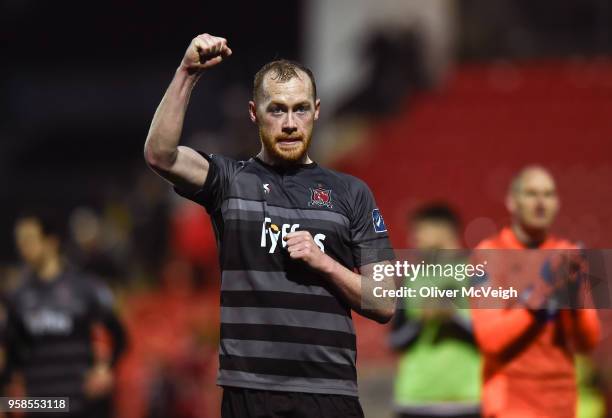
[259,130,311,163]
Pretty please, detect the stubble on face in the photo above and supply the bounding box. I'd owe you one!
[255,71,317,165]
[511,167,559,231]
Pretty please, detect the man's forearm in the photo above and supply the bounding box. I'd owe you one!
[144,34,230,190]
[562,309,600,352]
[283,231,395,323]
[101,313,128,368]
[144,66,199,169]
[321,255,395,323]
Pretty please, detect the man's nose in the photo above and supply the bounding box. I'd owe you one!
[282,111,297,134]
[534,199,547,212]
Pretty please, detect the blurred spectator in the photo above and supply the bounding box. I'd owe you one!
[335,29,430,119]
[390,204,481,418]
[2,212,127,418]
[575,355,606,418]
[68,207,126,283]
[471,166,601,418]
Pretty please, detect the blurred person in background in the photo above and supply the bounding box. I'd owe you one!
[144,33,396,418]
[390,204,481,418]
[1,213,127,418]
[471,166,601,418]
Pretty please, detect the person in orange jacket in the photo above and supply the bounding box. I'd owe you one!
[471,166,600,418]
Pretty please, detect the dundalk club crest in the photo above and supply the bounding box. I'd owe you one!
[309,186,333,209]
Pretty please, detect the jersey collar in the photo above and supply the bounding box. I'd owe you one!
[252,156,318,174]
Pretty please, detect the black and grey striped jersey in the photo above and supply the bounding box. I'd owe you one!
[176,153,393,397]
[3,268,126,412]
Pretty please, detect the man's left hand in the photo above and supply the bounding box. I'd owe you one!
[84,363,114,399]
[284,231,331,273]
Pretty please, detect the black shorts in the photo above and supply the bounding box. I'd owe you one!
[221,386,365,418]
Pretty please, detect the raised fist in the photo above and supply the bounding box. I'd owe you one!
[181,33,232,73]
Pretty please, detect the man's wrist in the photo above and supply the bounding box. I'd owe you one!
[93,361,111,372]
[318,253,338,277]
[176,64,203,82]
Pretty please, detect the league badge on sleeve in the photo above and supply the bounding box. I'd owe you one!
[372,209,387,233]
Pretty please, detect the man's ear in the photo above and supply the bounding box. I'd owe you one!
[505,193,516,214]
[248,101,257,124]
[314,99,321,121]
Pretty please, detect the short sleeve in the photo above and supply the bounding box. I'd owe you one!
[93,281,115,312]
[174,152,241,214]
[87,278,117,319]
[348,179,395,267]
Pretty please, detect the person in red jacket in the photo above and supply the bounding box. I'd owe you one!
[472,165,600,418]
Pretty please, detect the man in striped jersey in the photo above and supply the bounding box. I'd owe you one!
[145,33,396,417]
[2,213,127,418]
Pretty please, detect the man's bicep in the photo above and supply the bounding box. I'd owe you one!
[173,151,240,213]
[151,145,209,192]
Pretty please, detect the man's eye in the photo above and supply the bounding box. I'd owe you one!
[270,108,284,114]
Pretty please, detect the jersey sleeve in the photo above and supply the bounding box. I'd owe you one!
[90,279,117,316]
[174,152,242,214]
[348,178,394,267]
[88,279,128,367]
